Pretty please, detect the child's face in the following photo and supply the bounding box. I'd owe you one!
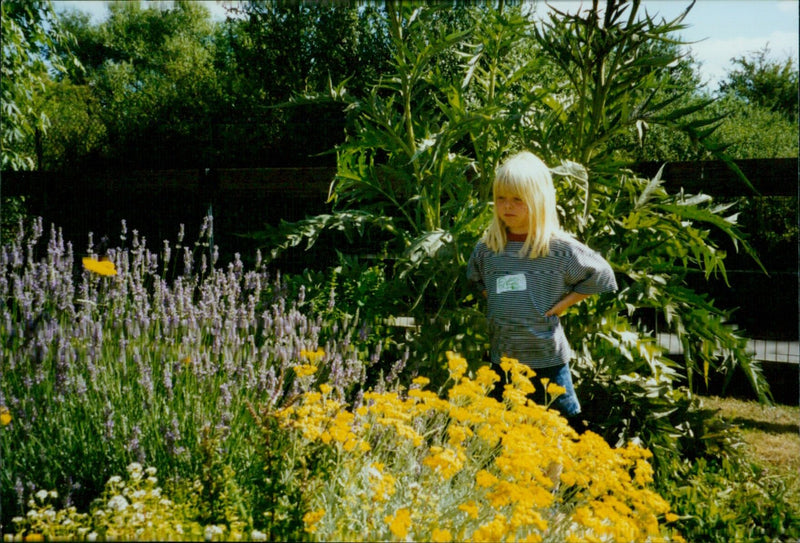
[495,190,529,234]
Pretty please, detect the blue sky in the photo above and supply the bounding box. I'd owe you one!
[54,0,799,90]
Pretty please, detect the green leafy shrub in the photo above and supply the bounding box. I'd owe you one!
[660,455,800,542]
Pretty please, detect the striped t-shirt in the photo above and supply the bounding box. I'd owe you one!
[467,232,617,368]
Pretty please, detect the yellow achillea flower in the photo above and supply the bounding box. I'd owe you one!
[303,510,325,534]
[320,411,361,452]
[545,381,566,399]
[300,347,325,364]
[369,463,396,502]
[446,351,468,380]
[385,508,412,539]
[473,513,508,543]
[447,423,473,448]
[422,445,465,479]
[293,364,318,378]
[474,365,500,390]
[82,257,116,276]
[475,469,498,488]
[0,407,11,426]
[412,376,431,387]
[458,501,479,519]
[283,353,677,542]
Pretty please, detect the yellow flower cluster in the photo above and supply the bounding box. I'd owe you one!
[292,348,325,380]
[0,406,11,426]
[276,351,682,542]
[292,363,318,379]
[300,348,325,364]
[82,257,117,276]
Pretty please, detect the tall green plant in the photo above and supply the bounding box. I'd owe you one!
[266,1,769,464]
[525,0,767,400]
[270,5,546,309]
[265,5,559,374]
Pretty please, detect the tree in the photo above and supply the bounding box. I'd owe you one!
[710,94,798,159]
[1,0,78,171]
[52,0,222,169]
[214,2,393,166]
[28,79,107,171]
[719,46,799,122]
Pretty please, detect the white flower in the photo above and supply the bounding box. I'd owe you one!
[145,467,157,477]
[87,531,98,542]
[251,530,267,541]
[127,462,144,480]
[417,137,436,153]
[107,494,129,512]
[204,524,224,541]
[35,490,49,502]
[107,475,122,486]
[131,489,146,500]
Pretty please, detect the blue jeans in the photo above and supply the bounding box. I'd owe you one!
[490,362,581,418]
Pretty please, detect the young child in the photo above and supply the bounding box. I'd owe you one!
[467,151,617,425]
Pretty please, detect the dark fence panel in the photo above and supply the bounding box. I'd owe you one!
[2,167,336,270]
[635,158,797,197]
[2,158,797,339]
[636,158,798,341]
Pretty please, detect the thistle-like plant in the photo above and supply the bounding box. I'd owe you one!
[265,1,769,466]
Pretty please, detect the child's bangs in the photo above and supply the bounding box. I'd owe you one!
[493,172,528,199]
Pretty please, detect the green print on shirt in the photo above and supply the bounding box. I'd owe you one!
[496,273,526,294]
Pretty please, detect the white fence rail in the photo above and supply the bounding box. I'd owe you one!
[657,333,799,365]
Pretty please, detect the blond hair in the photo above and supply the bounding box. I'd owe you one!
[483,151,561,258]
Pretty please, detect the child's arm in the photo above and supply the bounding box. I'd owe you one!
[545,291,590,317]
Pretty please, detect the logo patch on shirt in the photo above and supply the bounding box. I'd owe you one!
[496,273,526,294]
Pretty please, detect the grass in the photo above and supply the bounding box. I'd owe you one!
[702,395,800,496]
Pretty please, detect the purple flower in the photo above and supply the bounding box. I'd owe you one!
[104,406,115,440]
[183,247,193,276]
[164,418,182,456]
[219,382,232,408]
[127,424,144,463]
